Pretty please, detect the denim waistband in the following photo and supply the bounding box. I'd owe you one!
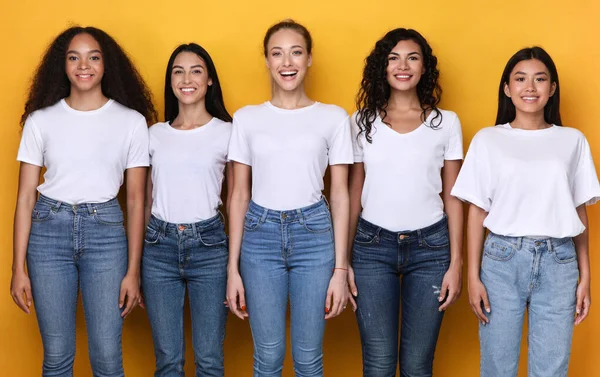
[148,213,223,236]
[358,215,448,243]
[37,194,120,212]
[489,232,572,251]
[247,199,329,224]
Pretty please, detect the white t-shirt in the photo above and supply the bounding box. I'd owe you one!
[451,123,600,238]
[17,99,149,204]
[228,101,353,210]
[149,119,231,223]
[352,109,463,231]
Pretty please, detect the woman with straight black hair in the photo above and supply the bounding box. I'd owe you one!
[11,26,155,376]
[142,43,233,377]
[452,46,599,376]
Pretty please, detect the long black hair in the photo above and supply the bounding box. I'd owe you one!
[164,43,232,123]
[21,26,157,125]
[496,46,561,126]
[356,28,442,143]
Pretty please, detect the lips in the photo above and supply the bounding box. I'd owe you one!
[521,96,539,103]
[180,87,197,94]
[394,74,413,81]
[279,70,298,80]
[76,74,93,80]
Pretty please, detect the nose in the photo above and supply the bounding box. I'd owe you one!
[399,59,409,70]
[77,59,89,70]
[283,53,292,66]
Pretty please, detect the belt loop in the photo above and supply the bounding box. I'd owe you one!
[321,195,330,210]
[217,210,225,224]
[546,239,553,252]
[161,218,168,236]
[260,208,268,224]
[53,200,63,212]
[417,229,423,246]
[516,237,523,250]
[191,223,198,238]
[86,203,94,215]
[296,208,304,225]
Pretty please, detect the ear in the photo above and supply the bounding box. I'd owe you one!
[503,82,511,98]
[549,81,557,97]
[307,54,312,68]
[265,57,270,69]
[208,77,213,87]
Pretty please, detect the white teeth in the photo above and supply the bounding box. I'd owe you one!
[181,88,196,92]
[280,71,297,76]
[395,75,411,79]
[78,74,91,78]
[522,97,537,100]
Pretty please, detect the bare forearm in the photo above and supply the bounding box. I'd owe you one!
[467,204,487,281]
[347,164,364,262]
[445,196,464,267]
[13,195,37,272]
[331,189,349,269]
[127,197,144,276]
[574,205,591,282]
[228,194,249,274]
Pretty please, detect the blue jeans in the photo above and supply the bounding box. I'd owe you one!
[352,216,451,377]
[142,214,228,377]
[27,195,128,377]
[479,233,579,377]
[240,199,335,377]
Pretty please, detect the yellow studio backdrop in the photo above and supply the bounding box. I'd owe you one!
[1,0,599,376]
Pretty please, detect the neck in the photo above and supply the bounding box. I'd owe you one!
[270,84,312,109]
[511,111,550,130]
[386,88,421,112]
[171,101,212,129]
[65,88,108,111]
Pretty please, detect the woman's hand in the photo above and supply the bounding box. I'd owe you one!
[119,272,141,318]
[10,269,32,314]
[227,271,248,320]
[468,277,490,325]
[325,269,350,319]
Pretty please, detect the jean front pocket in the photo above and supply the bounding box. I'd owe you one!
[93,206,124,226]
[199,226,228,247]
[144,226,161,245]
[354,219,378,245]
[422,228,450,249]
[552,238,577,264]
[243,212,263,232]
[484,234,517,261]
[31,203,55,222]
[303,211,332,233]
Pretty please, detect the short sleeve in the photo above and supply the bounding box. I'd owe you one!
[328,116,354,165]
[445,114,464,160]
[350,114,364,163]
[228,115,251,165]
[17,116,44,167]
[450,132,492,211]
[572,136,600,206]
[126,118,150,168]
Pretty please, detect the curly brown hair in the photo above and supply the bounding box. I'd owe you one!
[356,28,442,143]
[21,26,157,125]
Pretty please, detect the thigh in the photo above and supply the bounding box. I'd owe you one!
[27,208,79,360]
[186,227,229,371]
[399,238,449,376]
[528,239,578,377]
[142,230,186,361]
[352,228,400,376]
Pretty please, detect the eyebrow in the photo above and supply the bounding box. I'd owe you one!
[172,64,204,70]
[389,51,421,57]
[66,49,102,54]
[269,45,305,51]
[513,71,548,75]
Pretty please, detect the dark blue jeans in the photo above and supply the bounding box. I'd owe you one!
[142,214,228,377]
[352,216,451,377]
[27,195,128,377]
[240,199,335,377]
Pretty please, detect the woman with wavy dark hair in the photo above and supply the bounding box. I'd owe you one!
[349,28,464,376]
[10,26,155,376]
[142,43,232,376]
[452,47,598,377]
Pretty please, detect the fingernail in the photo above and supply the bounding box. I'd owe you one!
[486,308,491,313]
[241,305,246,311]
[438,296,443,302]
[352,291,358,296]
[325,307,330,314]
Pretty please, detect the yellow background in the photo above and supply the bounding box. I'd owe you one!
[1,0,599,376]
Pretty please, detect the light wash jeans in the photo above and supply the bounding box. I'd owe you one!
[240,199,335,377]
[352,216,451,377]
[27,194,128,377]
[142,213,228,377]
[480,232,579,377]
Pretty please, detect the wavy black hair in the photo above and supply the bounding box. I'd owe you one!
[164,43,232,123]
[496,46,561,126]
[20,26,156,125]
[356,28,442,143]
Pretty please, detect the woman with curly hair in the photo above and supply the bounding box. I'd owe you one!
[226,19,354,376]
[453,47,598,377]
[142,43,232,376]
[10,26,156,376]
[348,28,464,376]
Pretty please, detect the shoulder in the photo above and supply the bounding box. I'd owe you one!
[109,100,146,124]
[470,125,502,144]
[232,103,269,121]
[313,103,349,122]
[554,125,585,139]
[28,100,64,125]
[149,122,169,135]
[210,118,233,137]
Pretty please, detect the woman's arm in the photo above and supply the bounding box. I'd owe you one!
[224,162,234,217]
[226,162,251,319]
[324,164,351,319]
[466,203,490,324]
[11,162,42,314]
[439,160,464,311]
[119,166,146,318]
[574,204,591,325]
[346,163,364,306]
[144,166,153,227]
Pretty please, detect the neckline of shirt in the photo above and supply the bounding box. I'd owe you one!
[264,101,320,113]
[500,123,558,134]
[60,98,114,115]
[376,109,436,137]
[165,117,216,134]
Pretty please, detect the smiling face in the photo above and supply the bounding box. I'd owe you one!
[385,39,425,93]
[170,51,212,106]
[265,28,312,92]
[65,33,104,94]
[504,58,556,115]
